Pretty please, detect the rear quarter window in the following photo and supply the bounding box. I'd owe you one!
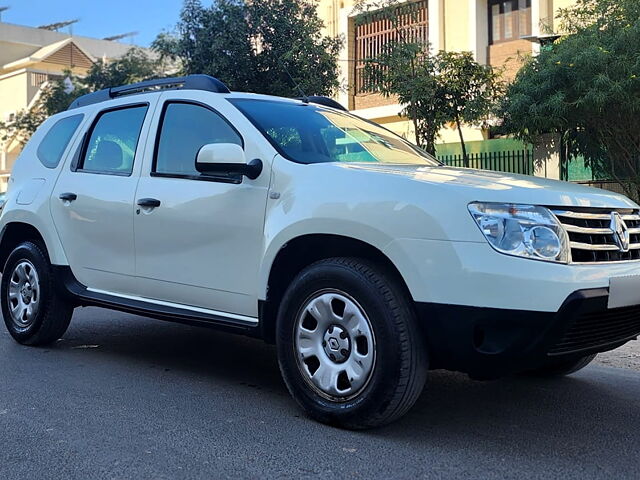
[36,114,84,168]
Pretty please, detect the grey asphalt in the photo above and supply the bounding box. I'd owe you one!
[1,307,639,480]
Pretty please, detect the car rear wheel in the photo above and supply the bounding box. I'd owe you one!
[1,241,73,346]
[525,354,597,377]
[276,257,427,429]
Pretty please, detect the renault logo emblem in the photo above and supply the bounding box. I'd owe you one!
[611,212,630,252]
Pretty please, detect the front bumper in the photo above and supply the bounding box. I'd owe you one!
[384,238,640,312]
[417,288,640,379]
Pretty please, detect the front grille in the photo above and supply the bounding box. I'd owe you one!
[551,208,640,263]
[549,305,640,355]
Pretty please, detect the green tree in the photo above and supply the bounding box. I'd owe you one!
[153,0,343,97]
[0,48,159,146]
[84,47,160,91]
[356,0,443,154]
[364,43,446,156]
[500,0,640,199]
[355,0,503,159]
[153,0,256,91]
[436,51,504,167]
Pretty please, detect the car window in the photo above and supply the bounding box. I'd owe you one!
[37,114,83,168]
[154,102,243,176]
[79,105,148,175]
[230,99,439,165]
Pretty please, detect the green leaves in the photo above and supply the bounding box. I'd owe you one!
[500,0,640,198]
[435,51,504,127]
[153,0,343,97]
[84,48,159,91]
[0,48,160,146]
[356,0,502,159]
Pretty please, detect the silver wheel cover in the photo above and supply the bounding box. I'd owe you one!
[294,290,376,401]
[7,260,41,329]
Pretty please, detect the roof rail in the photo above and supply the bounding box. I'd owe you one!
[297,96,348,112]
[68,75,231,110]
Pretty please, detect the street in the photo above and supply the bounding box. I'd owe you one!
[1,307,640,479]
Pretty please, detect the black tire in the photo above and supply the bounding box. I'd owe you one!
[1,241,73,346]
[276,257,428,429]
[526,354,597,377]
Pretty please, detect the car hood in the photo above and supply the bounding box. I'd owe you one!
[336,163,638,209]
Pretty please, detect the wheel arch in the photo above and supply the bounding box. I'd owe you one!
[0,222,56,272]
[259,233,413,343]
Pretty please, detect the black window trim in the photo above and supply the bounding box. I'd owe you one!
[150,99,245,184]
[72,102,150,177]
[37,113,85,169]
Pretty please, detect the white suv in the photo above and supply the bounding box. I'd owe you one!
[2,75,640,429]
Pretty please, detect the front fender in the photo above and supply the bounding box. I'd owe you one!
[258,217,396,300]
[258,157,441,300]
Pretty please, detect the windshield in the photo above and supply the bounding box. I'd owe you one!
[229,98,439,166]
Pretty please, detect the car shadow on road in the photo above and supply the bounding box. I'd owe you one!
[51,308,640,462]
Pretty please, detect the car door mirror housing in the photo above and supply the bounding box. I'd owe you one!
[195,143,262,180]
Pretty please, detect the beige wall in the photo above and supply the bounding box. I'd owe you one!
[0,71,29,119]
[0,71,29,181]
[442,0,469,52]
[0,62,87,175]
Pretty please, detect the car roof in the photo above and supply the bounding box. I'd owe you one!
[65,74,345,113]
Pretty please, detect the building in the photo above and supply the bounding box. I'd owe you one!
[318,0,577,177]
[0,21,137,188]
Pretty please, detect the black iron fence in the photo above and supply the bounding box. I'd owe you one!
[437,149,534,175]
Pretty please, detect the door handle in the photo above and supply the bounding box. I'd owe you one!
[59,192,77,202]
[137,198,161,208]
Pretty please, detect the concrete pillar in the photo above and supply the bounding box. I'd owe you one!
[531,0,541,56]
[428,0,443,52]
[468,0,488,63]
[533,133,561,180]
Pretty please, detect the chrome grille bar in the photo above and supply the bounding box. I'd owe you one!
[562,224,612,235]
[562,224,640,235]
[553,210,640,222]
[550,207,640,262]
[569,241,640,251]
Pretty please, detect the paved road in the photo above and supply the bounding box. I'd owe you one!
[1,307,640,479]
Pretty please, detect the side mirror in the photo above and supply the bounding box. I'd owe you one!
[195,143,263,180]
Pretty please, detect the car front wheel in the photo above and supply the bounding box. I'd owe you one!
[276,257,427,429]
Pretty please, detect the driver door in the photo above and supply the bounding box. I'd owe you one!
[132,91,270,318]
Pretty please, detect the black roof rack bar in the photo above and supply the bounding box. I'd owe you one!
[296,96,348,111]
[68,74,231,110]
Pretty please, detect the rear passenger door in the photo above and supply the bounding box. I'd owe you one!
[51,99,156,295]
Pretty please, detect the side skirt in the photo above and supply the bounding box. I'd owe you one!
[54,266,261,337]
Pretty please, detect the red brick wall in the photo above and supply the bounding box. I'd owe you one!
[353,93,399,110]
[487,39,533,81]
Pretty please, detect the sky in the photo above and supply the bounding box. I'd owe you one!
[1,0,186,46]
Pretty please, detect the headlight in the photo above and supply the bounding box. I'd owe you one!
[468,203,569,263]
